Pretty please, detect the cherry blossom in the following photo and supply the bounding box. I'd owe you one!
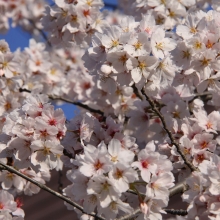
[1,0,220,219]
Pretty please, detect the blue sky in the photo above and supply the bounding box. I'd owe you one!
[0,0,117,119]
[0,0,117,51]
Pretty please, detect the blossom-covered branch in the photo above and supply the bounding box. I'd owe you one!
[19,88,105,116]
[0,162,105,220]
[1,0,220,219]
[141,88,197,172]
[29,19,52,47]
[49,95,105,116]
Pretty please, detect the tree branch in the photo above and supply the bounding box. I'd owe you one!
[140,88,197,172]
[164,209,188,216]
[132,84,143,100]
[129,181,188,198]
[0,161,189,220]
[49,95,105,116]
[116,208,141,220]
[189,92,212,104]
[19,88,105,117]
[17,87,191,220]
[118,182,188,220]
[58,170,63,194]
[29,19,52,47]
[0,162,105,220]
[169,181,188,197]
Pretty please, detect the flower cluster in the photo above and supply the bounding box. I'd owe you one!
[63,133,174,219]
[0,93,66,196]
[0,190,24,220]
[0,0,46,34]
[118,0,220,28]
[85,14,177,85]
[62,112,175,219]
[2,93,66,169]
[41,0,105,47]
[1,0,220,220]
[182,154,220,219]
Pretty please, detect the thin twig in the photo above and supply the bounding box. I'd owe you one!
[131,84,143,100]
[118,182,188,220]
[63,149,73,159]
[50,95,105,116]
[164,209,188,216]
[0,162,105,220]
[19,88,105,116]
[188,91,212,104]
[118,207,188,219]
[128,181,188,198]
[58,170,63,194]
[169,181,188,197]
[116,208,141,220]
[140,88,197,172]
[29,19,52,47]
[127,189,138,195]
[0,162,188,220]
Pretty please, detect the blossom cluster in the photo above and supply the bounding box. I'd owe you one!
[118,0,220,26]
[41,0,105,47]
[1,0,220,220]
[182,155,220,220]
[0,0,46,34]
[62,113,174,219]
[0,190,24,220]
[0,93,66,197]
[84,8,220,101]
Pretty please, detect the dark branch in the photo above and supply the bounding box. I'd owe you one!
[58,170,63,194]
[169,181,188,197]
[19,88,30,93]
[63,149,73,159]
[132,84,143,100]
[49,96,105,116]
[140,88,197,172]
[164,209,188,216]
[188,92,212,104]
[0,157,188,220]
[118,181,188,219]
[19,88,105,116]
[0,162,105,220]
[29,19,52,47]
[116,208,141,220]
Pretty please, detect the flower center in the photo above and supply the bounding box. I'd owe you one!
[141,160,149,168]
[118,54,128,64]
[43,147,51,155]
[200,57,211,66]
[94,160,103,170]
[112,40,119,47]
[193,41,202,49]
[201,141,208,149]
[206,40,213,49]
[182,50,190,59]
[48,118,57,126]
[190,27,197,34]
[155,42,164,50]
[134,41,142,50]
[0,203,4,209]
[115,168,123,179]
[4,102,11,111]
[83,10,90,17]
[138,61,146,70]
[206,122,212,129]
